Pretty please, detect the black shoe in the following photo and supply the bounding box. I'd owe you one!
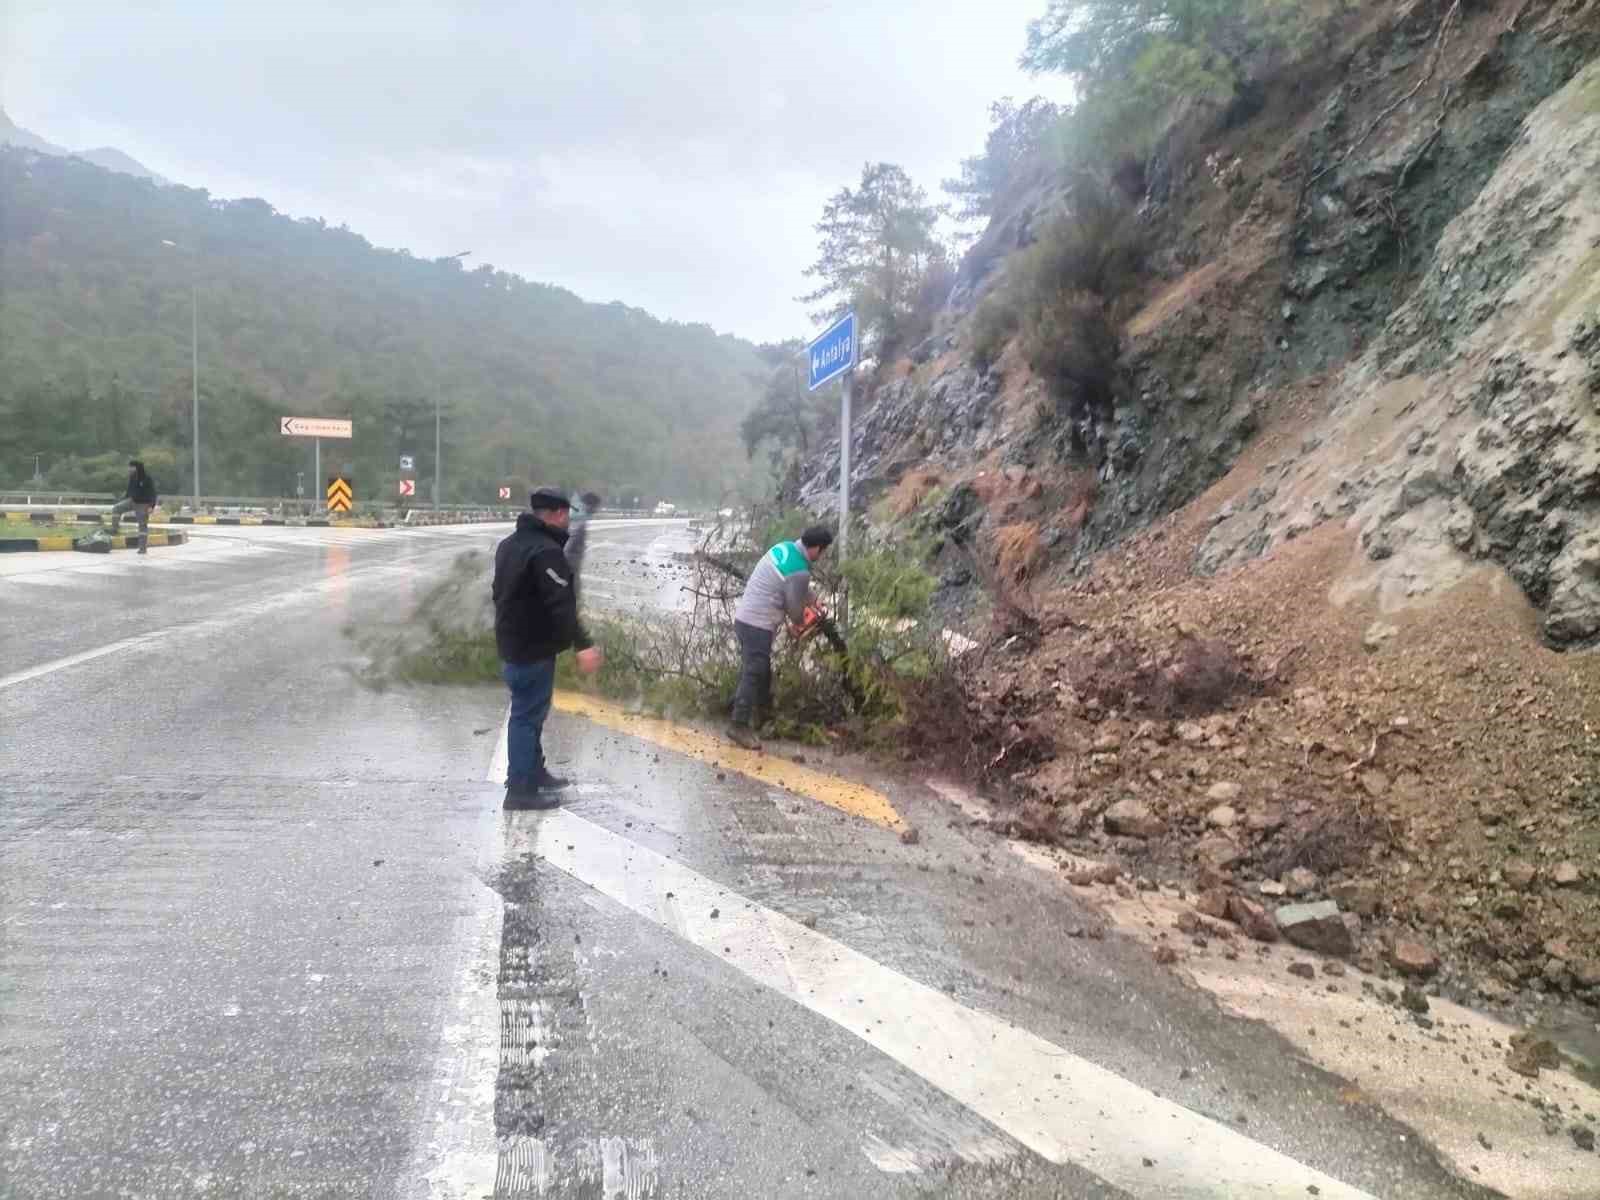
[726,724,763,750]
[504,785,561,811]
[530,769,571,791]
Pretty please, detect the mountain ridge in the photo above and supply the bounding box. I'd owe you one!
[0,108,168,184]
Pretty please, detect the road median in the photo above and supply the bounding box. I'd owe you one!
[0,530,189,553]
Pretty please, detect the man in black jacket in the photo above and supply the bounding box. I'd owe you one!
[109,460,158,554]
[492,486,602,808]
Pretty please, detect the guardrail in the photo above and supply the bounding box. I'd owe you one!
[3,492,713,525]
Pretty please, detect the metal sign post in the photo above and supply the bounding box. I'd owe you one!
[807,310,857,627]
[281,418,352,513]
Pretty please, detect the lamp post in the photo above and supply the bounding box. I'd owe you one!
[436,250,472,510]
[160,239,200,509]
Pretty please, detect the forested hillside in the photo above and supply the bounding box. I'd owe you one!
[0,147,767,503]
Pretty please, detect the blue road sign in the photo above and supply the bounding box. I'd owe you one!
[807,311,856,391]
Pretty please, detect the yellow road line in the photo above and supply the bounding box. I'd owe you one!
[551,690,906,832]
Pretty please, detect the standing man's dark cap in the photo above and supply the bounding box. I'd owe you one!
[529,486,571,511]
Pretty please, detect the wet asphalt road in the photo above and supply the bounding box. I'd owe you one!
[0,521,1495,1199]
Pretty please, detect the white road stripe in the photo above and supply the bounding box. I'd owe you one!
[0,558,443,691]
[415,717,508,1198]
[0,631,170,690]
[511,806,1380,1198]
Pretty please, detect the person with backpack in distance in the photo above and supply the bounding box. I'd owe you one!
[109,459,158,554]
[564,490,603,584]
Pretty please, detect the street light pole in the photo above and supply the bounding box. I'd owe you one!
[162,240,200,509]
[191,282,199,508]
[436,250,471,512]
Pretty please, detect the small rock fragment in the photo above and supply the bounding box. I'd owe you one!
[1552,861,1582,887]
[1288,961,1316,980]
[1206,781,1242,803]
[1400,985,1429,1015]
[1503,859,1537,890]
[1068,862,1122,886]
[1104,798,1166,839]
[1194,836,1244,868]
[1277,901,1355,957]
[1389,938,1440,978]
[1284,867,1320,897]
[1362,621,1399,652]
[899,825,921,845]
[1227,894,1280,943]
[1571,1124,1596,1153]
[1329,879,1381,917]
[1507,1033,1561,1079]
[1208,804,1239,829]
[1154,945,1179,965]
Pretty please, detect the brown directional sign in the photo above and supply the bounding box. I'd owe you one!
[327,477,354,513]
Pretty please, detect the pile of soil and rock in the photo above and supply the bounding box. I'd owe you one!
[968,501,1599,1017]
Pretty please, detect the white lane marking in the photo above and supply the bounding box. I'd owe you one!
[0,631,170,690]
[511,808,1380,1199]
[853,1070,1017,1175]
[0,555,446,692]
[415,716,508,1199]
[597,1136,659,1199]
[419,890,503,1200]
[495,1136,551,1195]
[488,711,509,785]
[860,1134,923,1174]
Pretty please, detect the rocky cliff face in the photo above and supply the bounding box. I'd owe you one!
[1200,54,1600,648]
[801,0,1600,646]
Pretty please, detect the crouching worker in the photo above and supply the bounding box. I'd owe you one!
[727,525,833,750]
[492,486,602,809]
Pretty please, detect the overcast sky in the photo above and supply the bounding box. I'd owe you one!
[4,1,1069,343]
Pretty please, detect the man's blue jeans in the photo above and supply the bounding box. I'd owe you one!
[502,658,556,788]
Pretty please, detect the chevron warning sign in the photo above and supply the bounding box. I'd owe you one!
[327,477,354,513]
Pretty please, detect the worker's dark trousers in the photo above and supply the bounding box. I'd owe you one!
[730,620,773,728]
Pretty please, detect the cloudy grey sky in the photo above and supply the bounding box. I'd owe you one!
[4,1,1068,343]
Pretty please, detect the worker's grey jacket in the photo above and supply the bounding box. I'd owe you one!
[734,540,812,632]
